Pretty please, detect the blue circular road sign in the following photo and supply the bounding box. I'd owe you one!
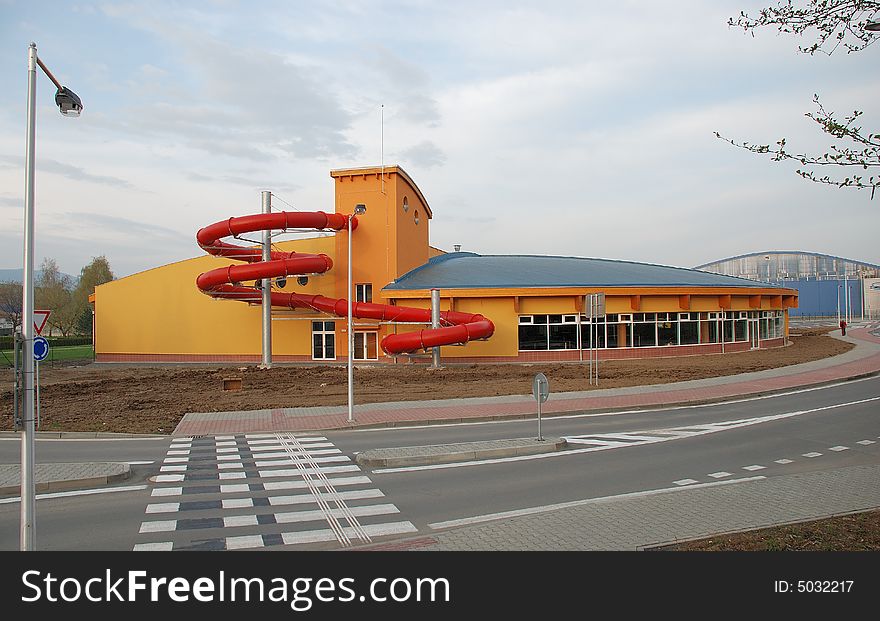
[33,336,50,361]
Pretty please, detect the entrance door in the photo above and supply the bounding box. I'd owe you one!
[749,319,760,349]
[353,332,378,360]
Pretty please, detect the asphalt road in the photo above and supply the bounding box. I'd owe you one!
[0,376,877,551]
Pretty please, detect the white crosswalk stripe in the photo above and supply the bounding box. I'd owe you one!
[135,433,415,551]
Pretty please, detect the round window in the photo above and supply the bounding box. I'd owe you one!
[402,196,409,212]
[414,209,420,225]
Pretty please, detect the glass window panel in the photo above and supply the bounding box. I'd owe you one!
[633,322,656,347]
[518,324,548,350]
[658,321,677,346]
[735,320,748,341]
[580,323,606,349]
[548,315,563,324]
[680,321,699,345]
[549,324,578,350]
[533,315,548,325]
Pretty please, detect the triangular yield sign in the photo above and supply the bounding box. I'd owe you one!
[33,309,51,335]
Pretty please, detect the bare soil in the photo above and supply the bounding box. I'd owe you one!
[653,509,880,551]
[0,328,852,434]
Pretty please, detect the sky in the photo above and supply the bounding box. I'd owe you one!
[0,1,877,279]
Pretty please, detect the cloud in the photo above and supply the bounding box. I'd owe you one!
[98,5,358,161]
[0,155,136,189]
[397,140,446,169]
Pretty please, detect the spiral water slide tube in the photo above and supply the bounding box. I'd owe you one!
[195,211,494,355]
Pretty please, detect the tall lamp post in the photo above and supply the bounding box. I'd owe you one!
[21,43,83,551]
[347,204,366,423]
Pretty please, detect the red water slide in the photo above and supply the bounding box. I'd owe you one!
[195,211,494,355]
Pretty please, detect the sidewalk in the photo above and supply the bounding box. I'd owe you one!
[173,322,880,436]
[0,462,130,496]
[357,463,880,551]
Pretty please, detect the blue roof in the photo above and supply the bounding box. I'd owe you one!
[385,253,770,290]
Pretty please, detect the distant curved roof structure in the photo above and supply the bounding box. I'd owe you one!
[385,253,770,290]
[695,251,880,281]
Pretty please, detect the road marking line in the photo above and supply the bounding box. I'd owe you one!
[262,476,373,491]
[774,459,794,464]
[429,477,765,530]
[133,542,173,551]
[171,437,193,443]
[278,522,417,547]
[146,502,180,514]
[268,489,384,506]
[802,452,822,458]
[217,462,244,469]
[221,498,254,509]
[250,450,342,460]
[216,454,242,461]
[255,455,350,467]
[0,484,148,505]
[163,457,188,464]
[218,472,247,480]
[248,442,334,451]
[220,484,251,493]
[856,440,875,445]
[139,520,177,534]
[167,450,189,455]
[258,465,361,478]
[224,515,259,528]
[127,460,155,465]
[274,503,399,525]
[707,472,732,479]
[154,474,185,482]
[215,441,237,447]
[374,396,880,474]
[828,446,849,452]
[742,465,766,471]
[160,465,188,472]
[151,487,183,497]
[226,535,264,550]
[216,447,239,453]
[215,435,236,441]
[673,479,699,486]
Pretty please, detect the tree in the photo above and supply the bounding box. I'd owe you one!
[717,1,879,197]
[0,281,23,332]
[71,256,114,336]
[35,258,77,336]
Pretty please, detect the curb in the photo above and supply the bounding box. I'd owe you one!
[0,463,132,497]
[355,437,567,468]
[0,432,169,440]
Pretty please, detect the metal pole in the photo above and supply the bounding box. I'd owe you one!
[537,397,542,442]
[588,295,593,385]
[21,42,38,551]
[260,190,272,368]
[431,288,441,368]
[347,213,354,423]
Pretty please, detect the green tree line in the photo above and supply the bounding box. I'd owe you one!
[0,256,114,336]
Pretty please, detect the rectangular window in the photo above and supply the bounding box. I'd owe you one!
[312,320,336,360]
[735,320,748,342]
[580,322,606,349]
[633,321,656,347]
[355,283,372,303]
[549,323,578,350]
[657,320,677,346]
[519,323,548,350]
[680,320,699,345]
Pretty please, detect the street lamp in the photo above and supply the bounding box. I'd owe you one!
[21,43,83,551]
[347,203,366,423]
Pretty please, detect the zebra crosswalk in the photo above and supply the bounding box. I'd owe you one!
[134,433,416,551]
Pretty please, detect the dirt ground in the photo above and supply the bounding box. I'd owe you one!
[653,509,880,551]
[0,328,852,434]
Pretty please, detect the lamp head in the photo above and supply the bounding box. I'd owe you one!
[354,204,366,215]
[55,86,83,117]
[865,20,880,32]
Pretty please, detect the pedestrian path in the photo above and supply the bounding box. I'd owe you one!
[133,433,416,551]
[174,322,880,436]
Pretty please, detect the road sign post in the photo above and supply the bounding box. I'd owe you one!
[532,373,549,441]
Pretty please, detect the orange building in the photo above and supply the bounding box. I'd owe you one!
[93,165,798,363]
